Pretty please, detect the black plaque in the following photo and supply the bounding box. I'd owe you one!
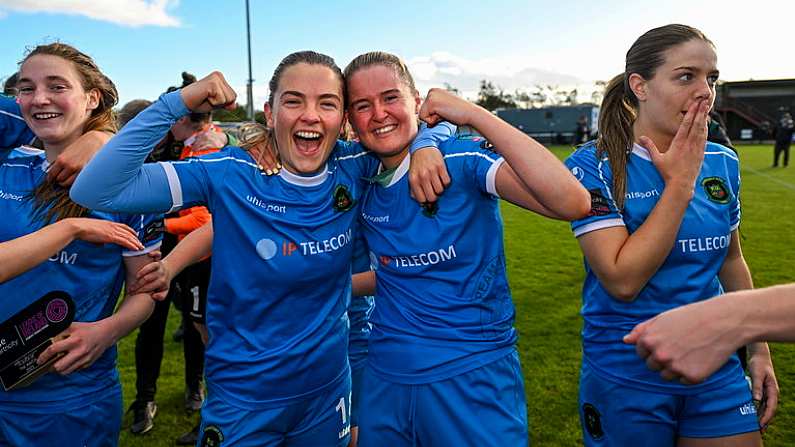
[0,291,74,391]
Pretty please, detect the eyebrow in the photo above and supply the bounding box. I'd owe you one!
[673,66,719,74]
[281,91,341,102]
[18,75,72,83]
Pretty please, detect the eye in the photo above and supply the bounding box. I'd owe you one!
[50,84,68,92]
[354,103,370,113]
[321,101,338,110]
[384,94,399,103]
[17,86,34,95]
[283,98,300,107]
[678,73,693,82]
[707,74,719,85]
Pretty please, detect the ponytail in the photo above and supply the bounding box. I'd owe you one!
[596,73,637,210]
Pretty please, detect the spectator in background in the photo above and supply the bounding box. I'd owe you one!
[773,111,793,167]
[707,110,734,152]
[575,114,589,145]
[3,72,19,96]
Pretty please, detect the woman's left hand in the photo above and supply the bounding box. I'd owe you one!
[37,320,116,375]
[747,350,779,430]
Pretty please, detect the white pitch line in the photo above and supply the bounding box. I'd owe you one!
[742,165,795,192]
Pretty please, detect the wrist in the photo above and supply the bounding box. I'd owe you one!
[61,218,83,240]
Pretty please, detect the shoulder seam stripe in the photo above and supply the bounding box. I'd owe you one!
[0,109,26,122]
[704,151,739,162]
[443,152,497,163]
[335,151,370,161]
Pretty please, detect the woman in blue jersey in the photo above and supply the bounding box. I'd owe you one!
[71,51,451,447]
[341,51,590,447]
[564,24,778,446]
[0,43,162,447]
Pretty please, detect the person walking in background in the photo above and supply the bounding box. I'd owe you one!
[773,111,793,167]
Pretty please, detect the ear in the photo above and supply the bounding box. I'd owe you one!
[413,90,421,114]
[264,102,274,128]
[86,88,101,111]
[627,73,648,102]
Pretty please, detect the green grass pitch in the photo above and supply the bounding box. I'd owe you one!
[116,144,795,446]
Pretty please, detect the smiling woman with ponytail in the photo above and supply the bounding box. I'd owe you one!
[565,24,777,446]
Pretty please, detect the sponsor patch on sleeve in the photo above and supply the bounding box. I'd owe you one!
[143,219,164,244]
[588,189,612,216]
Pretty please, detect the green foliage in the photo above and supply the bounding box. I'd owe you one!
[476,80,517,111]
[116,145,795,446]
[212,105,248,122]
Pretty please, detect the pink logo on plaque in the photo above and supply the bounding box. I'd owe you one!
[46,299,68,323]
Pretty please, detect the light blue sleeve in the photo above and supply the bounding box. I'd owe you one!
[70,91,190,213]
[564,145,625,237]
[409,121,456,153]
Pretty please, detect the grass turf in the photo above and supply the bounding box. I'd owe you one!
[116,144,795,446]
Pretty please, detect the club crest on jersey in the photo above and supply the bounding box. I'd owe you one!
[332,185,355,212]
[582,403,604,440]
[701,177,731,204]
[200,425,224,447]
[143,220,164,244]
[421,201,438,217]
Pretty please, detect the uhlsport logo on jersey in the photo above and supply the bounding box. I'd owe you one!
[332,184,355,212]
[256,229,353,261]
[701,176,731,204]
[571,166,585,181]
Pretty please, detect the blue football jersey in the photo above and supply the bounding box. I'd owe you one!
[565,141,743,393]
[165,142,378,408]
[0,147,162,411]
[361,136,517,384]
[0,95,35,155]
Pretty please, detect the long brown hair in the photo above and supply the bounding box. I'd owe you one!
[20,43,118,223]
[597,24,713,209]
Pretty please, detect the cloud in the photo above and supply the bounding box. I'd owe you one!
[0,0,180,27]
[407,51,596,102]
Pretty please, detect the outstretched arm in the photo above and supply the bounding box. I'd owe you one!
[625,283,795,382]
[0,218,143,283]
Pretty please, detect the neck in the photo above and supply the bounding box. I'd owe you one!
[379,147,409,170]
[633,117,672,153]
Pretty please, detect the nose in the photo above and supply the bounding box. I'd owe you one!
[372,101,388,122]
[31,88,51,107]
[300,104,320,124]
[694,78,714,102]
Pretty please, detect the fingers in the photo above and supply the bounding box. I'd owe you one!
[60,172,78,187]
[638,136,662,164]
[410,176,427,203]
[151,290,169,301]
[135,262,160,280]
[623,321,647,344]
[113,225,144,251]
[687,100,710,143]
[672,100,700,146]
[759,378,779,427]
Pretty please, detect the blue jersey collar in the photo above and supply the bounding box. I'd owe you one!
[631,143,652,162]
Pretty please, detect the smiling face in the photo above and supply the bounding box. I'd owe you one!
[264,63,344,175]
[631,39,718,144]
[346,64,421,168]
[17,54,99,152]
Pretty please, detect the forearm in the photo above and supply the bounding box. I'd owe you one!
[70,91,188,213]
[733,284,795,344]
[163,222,213,277]
[467,107,588,220]
[102,292,155,344]
[0,220,77,283]
[352,271,376,297]
[595,186,692,300]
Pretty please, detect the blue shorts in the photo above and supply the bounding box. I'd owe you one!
[198,371,352,447]
[350,364,365,428]
[579,363,760,446]
[358,350,528,447]
[0,386,122,447]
